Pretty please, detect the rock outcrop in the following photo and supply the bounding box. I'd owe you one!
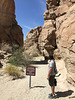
[0,0,23,69]
[0,0,23,50]
[43,0,75,86]
[55,4,75,86]
[41,0,75,86]
[24,0,75,86]
[24,26,42,56]
[38,20,56,57]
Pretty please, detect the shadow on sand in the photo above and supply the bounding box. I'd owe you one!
[31,60,48,65]
[55,90,74,98]
[31,86,46,89]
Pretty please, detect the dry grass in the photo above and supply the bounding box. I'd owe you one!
[4,65,24,78]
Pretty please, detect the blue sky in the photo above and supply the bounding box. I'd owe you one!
[14,0,47,40]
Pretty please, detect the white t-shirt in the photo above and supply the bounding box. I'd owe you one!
[48,60,56,76]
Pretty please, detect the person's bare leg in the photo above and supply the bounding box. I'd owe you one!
[51,85,55,95]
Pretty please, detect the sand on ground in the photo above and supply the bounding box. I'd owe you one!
[0,57,75,100]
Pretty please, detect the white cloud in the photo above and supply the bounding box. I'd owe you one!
[23,25,33,30]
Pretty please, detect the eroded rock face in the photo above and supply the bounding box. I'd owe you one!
[24,27,42,56]
[38,0,59,57]
[0,0,23,49]
[56,5,75,86]
[25,0,75,86]
[0,0,16,26]
[38,20,56,57]
[42,0,75,86]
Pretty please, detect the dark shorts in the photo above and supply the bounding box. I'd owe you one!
[49,75,57,86]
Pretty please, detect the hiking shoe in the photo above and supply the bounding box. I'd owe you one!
[48,95,56,99]
[48,93,52,96]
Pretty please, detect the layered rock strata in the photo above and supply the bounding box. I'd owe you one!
[0,0,23,50]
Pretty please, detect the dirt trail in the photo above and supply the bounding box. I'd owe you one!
[0,58,75,100]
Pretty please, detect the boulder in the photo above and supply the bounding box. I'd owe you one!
[38,20,56,57]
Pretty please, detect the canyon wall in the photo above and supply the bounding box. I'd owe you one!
[0,0,23,68]
[55,2,75,86]
[0,0,23,49]
[24,0,75,86]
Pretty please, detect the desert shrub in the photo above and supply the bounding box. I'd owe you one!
[4,65,24,78]
[7,48,31,67]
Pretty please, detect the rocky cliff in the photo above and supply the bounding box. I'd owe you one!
[0,0,23,69]
[24,26,42,56]
[0,0,23,49]
[44,0,75,87]
[55,3,75,86]
[24,0,75,86]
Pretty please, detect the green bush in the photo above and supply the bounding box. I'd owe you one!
[7,48,31,67]
[4,65,24,78]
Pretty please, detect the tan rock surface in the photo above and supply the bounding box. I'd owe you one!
[0,0,23,47]
[24,27,42,56]
[24,0,75,86]
[55,5,69,17]
[0,0,16,27]
[38,20,56,56]
[56,4,75,86]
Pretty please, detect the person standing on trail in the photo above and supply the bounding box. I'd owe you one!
[47,55,57,99]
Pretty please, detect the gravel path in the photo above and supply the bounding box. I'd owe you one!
[0,59,75,100]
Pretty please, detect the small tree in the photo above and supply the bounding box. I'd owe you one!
[7,48,31,67]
